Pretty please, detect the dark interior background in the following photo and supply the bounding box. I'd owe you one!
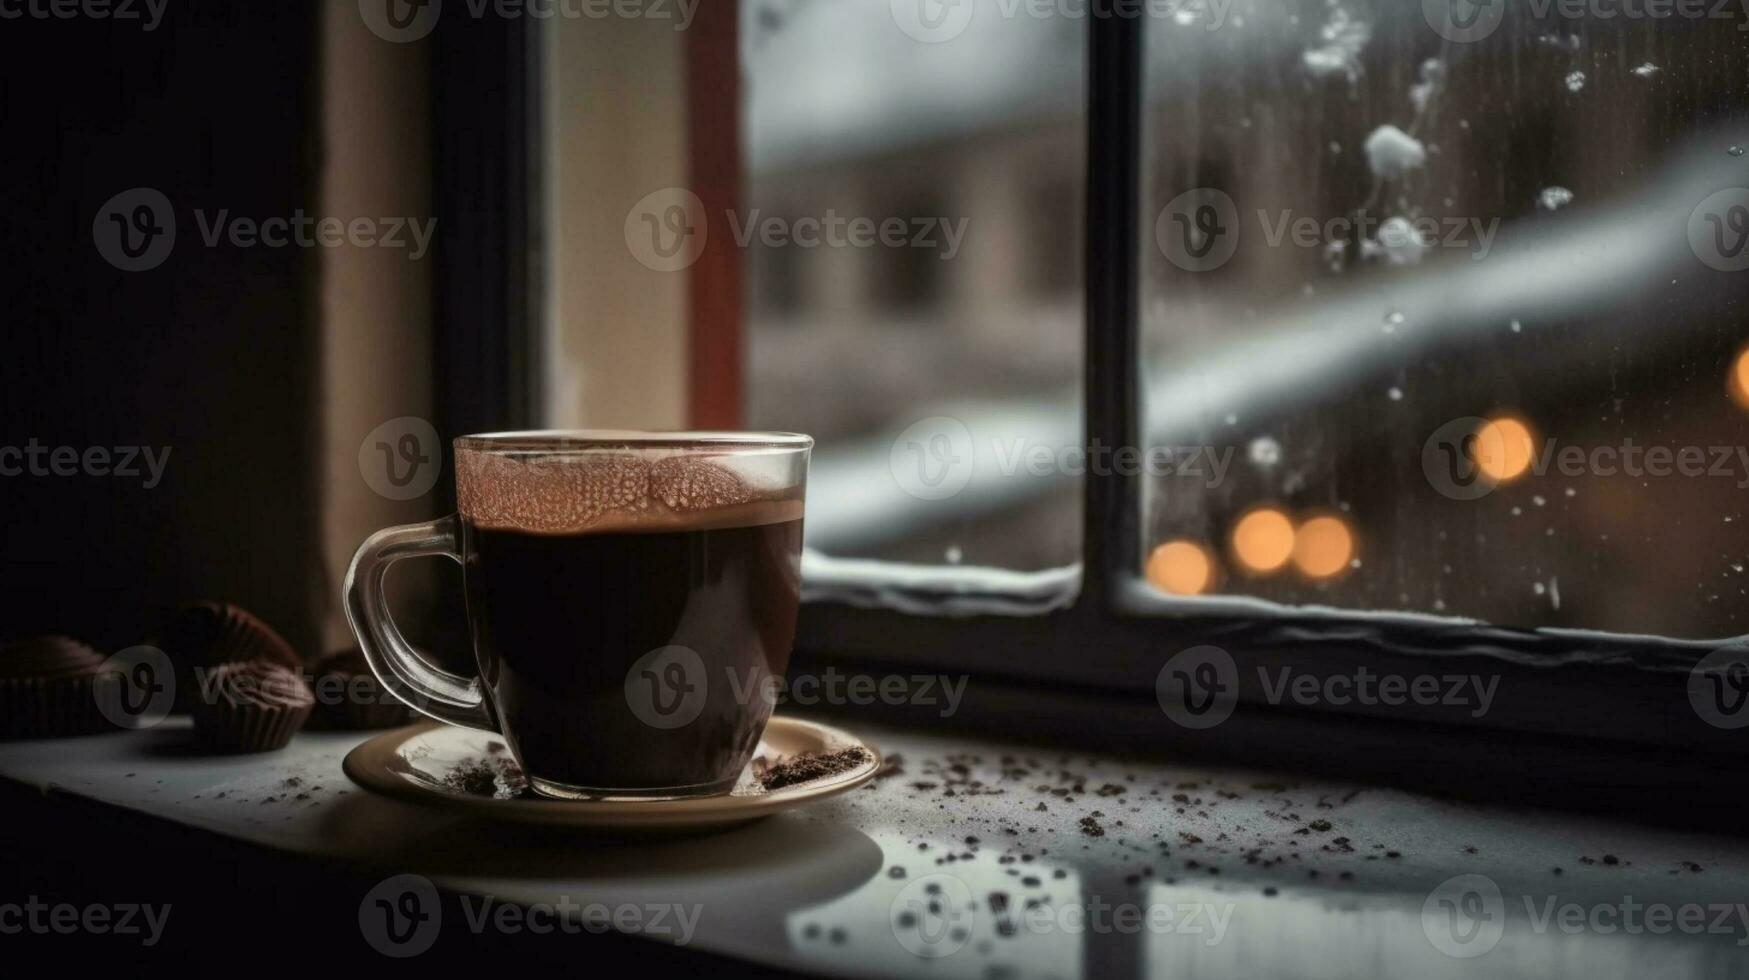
[0,5,326,655]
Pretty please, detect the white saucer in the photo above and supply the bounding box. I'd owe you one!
[342,717,880,832]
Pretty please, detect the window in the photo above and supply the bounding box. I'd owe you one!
[1139,3,1749,642]
[742,0,1086,573]
[511,1,1749,752]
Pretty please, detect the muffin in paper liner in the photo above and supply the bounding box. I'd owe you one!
[305,646,416,731]
[0,635,112,738]
[188,659,314,753]
[159,601,302,712]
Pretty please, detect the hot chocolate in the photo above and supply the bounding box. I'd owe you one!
[455,446,804,797]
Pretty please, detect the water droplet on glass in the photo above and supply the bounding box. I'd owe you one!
[1538,187,1574,212]
[1382,310,1407,335]
[1364,125,1427,181]
[1510,319,1523,333]
[1533,582,1547,595]
[1564,71,1587,93]
[944,545,963,565]
[1632,63,1660,78]
[1249,436,1283,468]
[1388,387,1404,401]
[1730,146,1746,158]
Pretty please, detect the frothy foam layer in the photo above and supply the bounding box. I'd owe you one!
[456,449,802,534]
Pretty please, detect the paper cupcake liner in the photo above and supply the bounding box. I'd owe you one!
[162,603,303,712]
[190,697,313,753]
[0,674,111,739]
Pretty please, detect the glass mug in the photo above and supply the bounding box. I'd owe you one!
[344,431,811,800]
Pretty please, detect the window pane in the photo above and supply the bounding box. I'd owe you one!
[744,0,1085,572]
[1141,4,1749,638]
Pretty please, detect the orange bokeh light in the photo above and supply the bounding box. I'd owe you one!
[1472,417,1535,483]
[1293,515,1355,580]
[1145,540,1214,596]
[1231,508,1296,574]
[1732,349,1749,409]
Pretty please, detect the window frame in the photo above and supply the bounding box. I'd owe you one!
[440,8,1744,757]
[786,11,1741,757]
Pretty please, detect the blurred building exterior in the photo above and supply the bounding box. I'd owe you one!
[739,1,1749,638]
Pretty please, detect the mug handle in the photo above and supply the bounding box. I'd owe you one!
[343,514,497,732]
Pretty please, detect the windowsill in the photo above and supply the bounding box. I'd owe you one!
[4,707,1748,975]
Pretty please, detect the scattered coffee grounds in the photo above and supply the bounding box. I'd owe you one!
[758,746,872,791]
[441,756,526,799]
[875,753,906,779]
[1079,815,1105,837]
